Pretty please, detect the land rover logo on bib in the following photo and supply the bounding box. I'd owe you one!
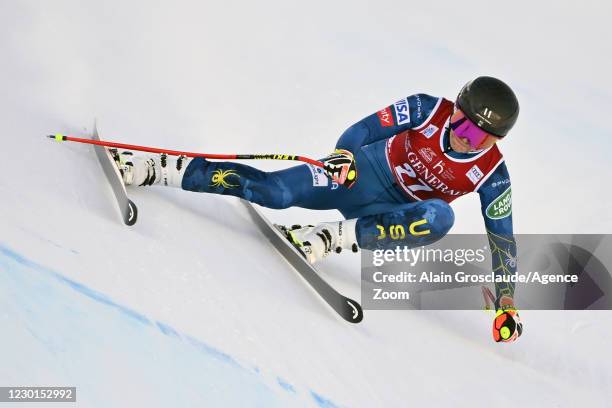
[486,186,512,219]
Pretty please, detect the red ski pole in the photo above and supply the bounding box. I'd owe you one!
[48,134,325,168]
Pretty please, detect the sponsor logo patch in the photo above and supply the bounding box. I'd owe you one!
[475,106,500,126]
[394,98,411,125]
[492,178,511,188]
[210,169,240,188]
[441,168,456,181]
[403,134,412,152]
[420,124,439,139]
[486,186,512,219]
[307,164,329,187]
[414,94,423,119]
[466,165,484,185]
[418,147,436,163]
[377,106,394,127]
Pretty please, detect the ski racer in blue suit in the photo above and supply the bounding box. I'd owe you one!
[116,76,523,343]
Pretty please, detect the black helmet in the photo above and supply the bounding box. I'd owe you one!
[456,76,519,137]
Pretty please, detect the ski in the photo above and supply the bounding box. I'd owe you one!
[92,123,138,226]
[242,200,363,323]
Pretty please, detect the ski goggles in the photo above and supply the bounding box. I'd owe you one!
[450,109,496,149]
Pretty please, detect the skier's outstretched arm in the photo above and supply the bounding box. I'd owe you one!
[477,162,516,301]
[335,93,441,151]
[477,162,523,342]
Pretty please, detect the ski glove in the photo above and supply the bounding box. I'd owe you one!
[483,287,523,343]
[322,149,357,188]
[492,306,523,343]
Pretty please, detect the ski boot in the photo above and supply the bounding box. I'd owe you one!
[279,220,359,264]
[110,150,190,187]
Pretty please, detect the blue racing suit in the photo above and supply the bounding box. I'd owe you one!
[181,94,517,298]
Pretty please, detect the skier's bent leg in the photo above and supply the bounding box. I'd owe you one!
[355,199,454,251]
[288,199,454,263]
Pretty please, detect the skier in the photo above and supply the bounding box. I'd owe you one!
[114,76,522,343]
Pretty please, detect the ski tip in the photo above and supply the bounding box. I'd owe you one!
[344,298,364,323]
[92,119,100,140]
[124,199,138,226]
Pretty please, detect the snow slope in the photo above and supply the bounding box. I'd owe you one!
[1,1,611,407]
